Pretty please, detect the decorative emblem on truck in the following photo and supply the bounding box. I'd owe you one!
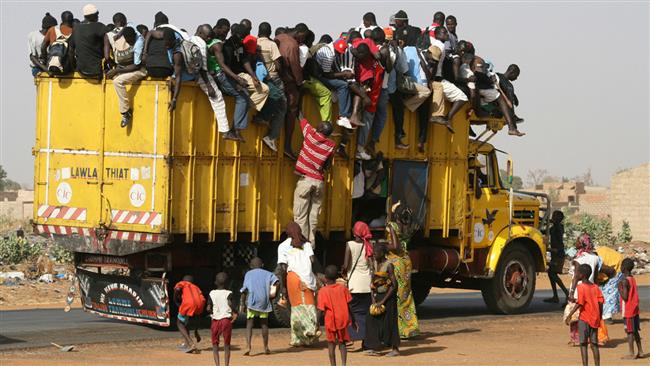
[482,209,498,227]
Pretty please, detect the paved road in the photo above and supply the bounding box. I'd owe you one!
[1,287,648,351]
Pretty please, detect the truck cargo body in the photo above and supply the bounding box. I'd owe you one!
[33,75,548,326]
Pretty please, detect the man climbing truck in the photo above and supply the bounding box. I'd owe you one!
[32,74,548,327]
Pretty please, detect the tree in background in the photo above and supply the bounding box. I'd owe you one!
[499,169,523,189]
[617,220,633,243]
[526,168,548,187]
[0,165,21,191]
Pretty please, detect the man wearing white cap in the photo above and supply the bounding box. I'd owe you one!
[69,4,106,78]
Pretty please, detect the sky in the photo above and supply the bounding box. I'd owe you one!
[1,1,649,188]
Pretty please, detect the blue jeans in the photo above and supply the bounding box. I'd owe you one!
[318,77,351,118]
[259,80,287,139]
[215,72,249,130]
[357,110,375,147]
[371,88,389,143]
[31,67,41,77]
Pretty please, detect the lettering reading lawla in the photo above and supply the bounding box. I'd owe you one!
[70,167,98,179]
[105,167,130,180]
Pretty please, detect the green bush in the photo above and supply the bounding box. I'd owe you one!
[50,244,74,264]
[564,213,615,248]
[617,220,633,243]
[0,235,43,265]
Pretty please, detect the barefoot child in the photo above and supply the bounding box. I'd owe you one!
[207,272,237,366]
[174,275,206,353]
[317,265,356,366]
[566,264,604,366]
[239,257,279,356]
[619,258,647,359]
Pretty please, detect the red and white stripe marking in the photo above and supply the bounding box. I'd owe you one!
[111,210,162,226]
[35,225,165,244]
[37,205,87,221]
[83,308,169,327]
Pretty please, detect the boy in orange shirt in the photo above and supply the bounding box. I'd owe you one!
[618,257,647,359]
[566,264,604,366]
[317,265,357,366]
[174,275,206,353]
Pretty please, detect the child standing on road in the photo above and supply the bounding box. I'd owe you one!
[174,275,206,353]
[618,258,647,360]
[317,265,356,366]
[207,272,237,366]
[239,257,279,356]
[565,264,604,366]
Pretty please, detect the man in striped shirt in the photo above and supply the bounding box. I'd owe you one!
[293,118,336,245]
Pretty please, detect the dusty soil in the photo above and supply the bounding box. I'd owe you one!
[2,312,648,366]
[2,273,648,311]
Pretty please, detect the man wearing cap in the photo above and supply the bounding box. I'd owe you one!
[69,4,106,78]
[393,10,420,48]
[240,35,270,121]
[314,38,355,129]
[28,13,57,76]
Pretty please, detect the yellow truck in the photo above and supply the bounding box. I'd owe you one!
[32,74,549,327]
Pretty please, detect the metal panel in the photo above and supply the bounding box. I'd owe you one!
[390,160,429,228]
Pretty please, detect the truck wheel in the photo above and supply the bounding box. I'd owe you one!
[411,273,432,306]
[268,266,291,328]
[481,244,536,314]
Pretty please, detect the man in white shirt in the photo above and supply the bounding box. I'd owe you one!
[28,13,57,76]
[427,26,468,133]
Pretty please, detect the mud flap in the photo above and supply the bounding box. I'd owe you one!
[76,268,170,327]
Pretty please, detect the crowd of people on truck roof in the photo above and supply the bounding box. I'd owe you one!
[28,5,527,157]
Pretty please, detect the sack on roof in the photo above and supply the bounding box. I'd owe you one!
[47,26,71,75]
[180,40,203,75]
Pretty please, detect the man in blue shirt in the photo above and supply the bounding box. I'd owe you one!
[105,25,146,127]
[240,257,279,355]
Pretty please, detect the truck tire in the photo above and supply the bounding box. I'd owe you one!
[411,273,432,306]
[268,266,291,328]
[481,244,536,314]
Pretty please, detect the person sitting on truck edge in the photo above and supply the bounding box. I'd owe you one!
[142,12,174,78]
[207,272,236,366]
[618,258,647,359]
[240,35,271,133]
[68,4,106,79]
[28,13,57,76]
[426,26,468,134]
[40,11,74,76]
[293,118,336,246]
[174,275,206,353]
[565,264,604,366]
[544,210,570,304]
[256,21,288,152]
[212,23,256,142]
[354,42,384,161]
[276,24,309,159]
[318,264,356,366]
[105,23,146,128]
[301,30,334,126]
[365,27,392,157]
[497,64,524,124]
[102,12,128,72]
[240,257,279,356]
[470,54,525,136]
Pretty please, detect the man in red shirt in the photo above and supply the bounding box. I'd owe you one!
[174,275,206,353]
[317,265,356,366]
[566,264,604,366]
[293,118,336,246]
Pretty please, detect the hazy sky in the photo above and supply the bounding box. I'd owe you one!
[1,1,649,187]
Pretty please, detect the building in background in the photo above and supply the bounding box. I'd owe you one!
[610,163,650,242]
[0,190,33,220]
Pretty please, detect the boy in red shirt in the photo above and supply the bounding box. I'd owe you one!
[317,265,357,366]
[566,264,604,366]
[618,258,647,359]
[174,275,206,353]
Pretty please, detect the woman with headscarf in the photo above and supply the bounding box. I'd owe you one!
[386,201,419,339]
[342,221,374,347]
[595,246,624,323]
[277,222,320,346]
[567,233,606,346]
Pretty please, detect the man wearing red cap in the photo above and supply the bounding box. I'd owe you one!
[240,35,270,115]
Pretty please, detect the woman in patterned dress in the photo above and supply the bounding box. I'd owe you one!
[386,201,420,339]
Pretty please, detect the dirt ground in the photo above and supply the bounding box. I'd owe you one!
[2,312,648,366]
[1,273,648,311]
